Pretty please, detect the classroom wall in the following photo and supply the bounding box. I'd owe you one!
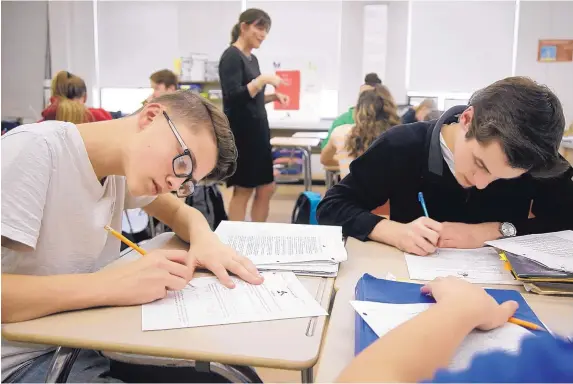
[515,1,573,126]
[1,1,48,121]
[384,1,408,104]
[48,1,96,105]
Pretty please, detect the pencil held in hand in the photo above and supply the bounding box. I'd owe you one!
[508,317,546,332]
[104,225,147,256]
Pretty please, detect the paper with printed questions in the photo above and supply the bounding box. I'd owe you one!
[351,301,531,372]
[214,221,347,271]
[141,271,327,331]
[404,247,519,285]
[486,231,573,273]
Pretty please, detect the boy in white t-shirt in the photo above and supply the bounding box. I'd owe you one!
[1,90,263,382]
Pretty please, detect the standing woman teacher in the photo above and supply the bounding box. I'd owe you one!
[219,8,288,222]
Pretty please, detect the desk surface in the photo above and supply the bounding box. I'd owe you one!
[316,237,573,382]
[270,136,321,147]
[2,233,335,370]
[269,120,332,131]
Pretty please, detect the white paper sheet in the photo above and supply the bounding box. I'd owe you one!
[214,221,347,264]
[486,231,573,272]
[257,262,339,276]
[141,272,328,331]
[351,301,531,371]
[404,247,519,285]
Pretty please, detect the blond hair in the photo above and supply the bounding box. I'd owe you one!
[148,90,237,181]
[346,85,400,158]
[49,71,93,124]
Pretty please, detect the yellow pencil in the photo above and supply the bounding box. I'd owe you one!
[104,225,147,256]
[509,317,546,332]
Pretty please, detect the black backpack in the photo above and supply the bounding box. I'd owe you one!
[185,184,228,230]
[291,191,322,224]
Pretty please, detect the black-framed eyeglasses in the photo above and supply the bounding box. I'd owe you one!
[163,111,197,197]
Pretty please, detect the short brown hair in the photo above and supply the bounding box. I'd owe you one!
[467,76,568,178]
[149,90,237,182]
[150,69,178,90]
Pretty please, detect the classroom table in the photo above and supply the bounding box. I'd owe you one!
[292,131,329,140]
[270,137,321,191]
[323,165,340,190]
[315,237,573,383]
[2,233,335,383]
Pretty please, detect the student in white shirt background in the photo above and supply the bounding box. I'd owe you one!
[1,90,262,382]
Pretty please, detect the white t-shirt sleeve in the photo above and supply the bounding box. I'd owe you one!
[1,132,53,249]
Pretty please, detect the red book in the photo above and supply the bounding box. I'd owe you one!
[274,70,301,111]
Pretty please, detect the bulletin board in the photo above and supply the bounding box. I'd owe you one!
[538,39,573,62]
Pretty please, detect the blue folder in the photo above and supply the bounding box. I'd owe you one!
[354,273,544,355]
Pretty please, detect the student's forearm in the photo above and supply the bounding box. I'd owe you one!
[368,219,401,246]
[172,203,217,244]
[337,303,477,383]
[1,273,106,323]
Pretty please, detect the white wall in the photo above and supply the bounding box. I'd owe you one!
[49,1,97,105]
[385,1,408,104]
[1,1,48,120]
[515,1,573,126]
[408,1,516,93]
[338,1,364,113]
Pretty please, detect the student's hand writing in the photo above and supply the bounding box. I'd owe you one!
[95,249,191,306]
[421,276,519,331]
[275,92,290,105]
[438,222,500,249]
[187,239,264,289]
[380,217,442,256]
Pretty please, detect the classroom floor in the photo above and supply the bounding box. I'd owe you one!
[219,183,328,383]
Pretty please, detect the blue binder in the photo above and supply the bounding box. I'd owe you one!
[354,273,544,355]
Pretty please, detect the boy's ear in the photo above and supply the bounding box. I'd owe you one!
[459,106,474,132]
[137,103,162,132]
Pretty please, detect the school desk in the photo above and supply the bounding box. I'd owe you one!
[315,237,573,383]
[270,136,321,191]
[2,233,335,383]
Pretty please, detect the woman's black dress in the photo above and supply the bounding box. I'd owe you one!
[219,45,274,188]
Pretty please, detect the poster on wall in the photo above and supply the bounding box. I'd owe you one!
[274,70,301,111]
[538,39,573,62]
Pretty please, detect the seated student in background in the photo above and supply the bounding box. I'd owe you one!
[337,276,573,383]
[148,69,178,101]
[322,72,383,149]
[41,70,112,123]
[401,98,436,124]
[317,77,573,256]
[321,84,400,178]
[1,90,262,382]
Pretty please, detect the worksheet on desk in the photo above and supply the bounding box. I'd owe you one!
[351,301,532,372]
[486,231,573,273]
[404,248,520,285]
[214,221,347,264]
[141,271,327,331]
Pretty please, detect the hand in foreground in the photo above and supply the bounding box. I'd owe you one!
[421,276,519,331]
[438,222,500,249]
[187,239,264,288]
[384,217,443,256]
[95,249,191,306]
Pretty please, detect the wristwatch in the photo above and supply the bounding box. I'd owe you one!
[499,222,517,238]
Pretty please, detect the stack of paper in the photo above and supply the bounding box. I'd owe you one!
[404,247,519,285]
[215,221,347,277]
[351,301,532,372]
[142,271,327,331]
[486,230,573,273]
